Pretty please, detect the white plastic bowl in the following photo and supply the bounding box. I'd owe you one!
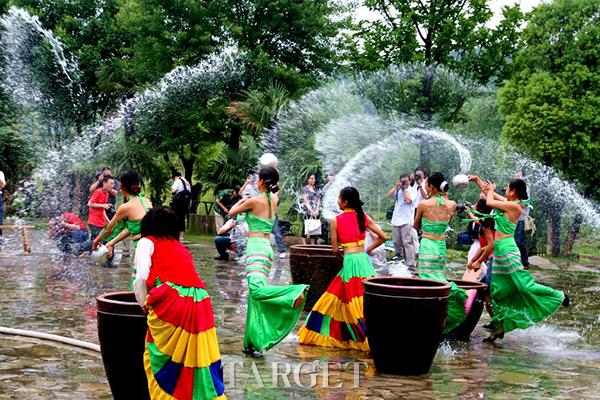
[452,174,469,189]
[259,153,279,168]
[91,245,109,264]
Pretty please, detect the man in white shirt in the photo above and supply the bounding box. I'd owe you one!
[170,171,192,239]
[0,171,5,240]
[410,167,428,255]
[387,173,417,269]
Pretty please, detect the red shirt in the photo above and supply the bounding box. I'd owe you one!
[146,237,204,289]
[88,188,109,228]
[62,213,86,230]
[336,210,370,244]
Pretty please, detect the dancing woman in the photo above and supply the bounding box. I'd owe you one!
[298,187,387,351]
[92,171,151,287]
[228,167,308,354]
[133,207,226,399]
[470,176,568,342]
[414,172,467,333]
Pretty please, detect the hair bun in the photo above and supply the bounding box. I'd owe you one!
[269,183,280,194]
[440,181,449,192]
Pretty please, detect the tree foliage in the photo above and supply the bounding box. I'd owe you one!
[353,0,524,84]
[498,0,600,200]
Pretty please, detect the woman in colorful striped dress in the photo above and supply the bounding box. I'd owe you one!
[133,207,226,399]
[298,186,387,351]
[229,167,309,355]
[414,172,467,333]
[469,176,568,342]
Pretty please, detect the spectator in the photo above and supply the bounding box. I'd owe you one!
[411,167,427,254]
[513,171,530,268]
[87,176,114,240]
[89,168,118,219]
[214,185,241,231]
[0,170,5,242]
[48,213,89,254]
[170,171,192,240]
[214,216,248,261]
[387,173,417,270]
[301,173,321,245]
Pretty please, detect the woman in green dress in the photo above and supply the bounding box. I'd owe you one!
[92,170,152,287]
[414,172,467,333]
[229,167,309,355]
[469,176,568,342]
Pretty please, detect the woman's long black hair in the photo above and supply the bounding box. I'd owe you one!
[508,179,528,200]
[427,172,449,193]
[340,186,366,232]
[259,167,279,194]
[140,206,180,240]
[120,170,142,195]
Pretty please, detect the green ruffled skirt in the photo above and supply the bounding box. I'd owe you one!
[418,237,467,333]
[490,237,564,334]
[244,237,309,352]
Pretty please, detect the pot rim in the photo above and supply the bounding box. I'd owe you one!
[363,277,452,291]
[96,291,138,306]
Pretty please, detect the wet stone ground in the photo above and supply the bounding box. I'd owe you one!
[0,230,599,399]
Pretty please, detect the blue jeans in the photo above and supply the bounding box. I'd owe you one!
[515,220,529,266]
[272,214,286,253]
[214,235,231,258]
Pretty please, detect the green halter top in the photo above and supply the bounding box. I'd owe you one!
[246,193,274,234]
[422,194,449,236]
[125,194,149,238]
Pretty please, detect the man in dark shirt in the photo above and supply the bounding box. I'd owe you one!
[214,185,241,229]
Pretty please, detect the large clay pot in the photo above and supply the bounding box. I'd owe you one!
[445,279,488,340]
[290,245,343,311]
[97,291,150,400]
[364,277,451,375]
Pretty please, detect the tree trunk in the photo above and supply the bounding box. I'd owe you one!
[179,155,195,186]
[228,124,241,150]
[562,213,583,256]
[546,212,561,257]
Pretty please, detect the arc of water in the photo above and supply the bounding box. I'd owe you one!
[320,125,472,220]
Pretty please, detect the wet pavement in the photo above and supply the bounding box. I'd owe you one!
[0,230,599,399]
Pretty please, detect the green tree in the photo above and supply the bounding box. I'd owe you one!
[225,0,347,93]
[498,0,600,255]
[353,0,524,85]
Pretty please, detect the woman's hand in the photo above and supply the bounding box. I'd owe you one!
[106,243,114,258]
[92,236,101,251]
[468,260,481,271]
[485,181,497,192]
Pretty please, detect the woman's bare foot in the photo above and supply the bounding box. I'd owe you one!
[294,293,305,309]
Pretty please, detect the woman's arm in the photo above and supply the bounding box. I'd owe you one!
[485,185,520,216]
[330,217,339,254]
[413,203,425,230]
[133,238,154,308]
[106,229,132,257]
[366,217,387,254]
[92,206,126,250]
[228,196,254,217]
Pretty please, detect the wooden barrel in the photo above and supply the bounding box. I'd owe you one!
[289,245,342,311]
[96,291,150,400]
[364,277,451,375]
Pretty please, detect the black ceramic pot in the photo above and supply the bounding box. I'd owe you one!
[96,291,150,400]
[364,277,451,375]
[290,245,343,310]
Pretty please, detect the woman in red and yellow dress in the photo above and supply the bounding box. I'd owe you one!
[298,186,387,351]
[133,206,226,399]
